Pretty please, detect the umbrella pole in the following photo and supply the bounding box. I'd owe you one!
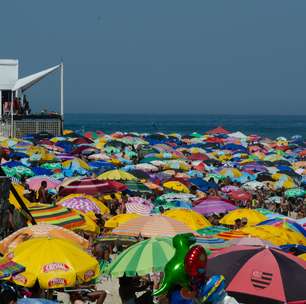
[0,167,36,224]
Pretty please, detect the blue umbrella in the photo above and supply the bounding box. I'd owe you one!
[18,299,58,304]
[31,167,53,176]
[279,244,306,255]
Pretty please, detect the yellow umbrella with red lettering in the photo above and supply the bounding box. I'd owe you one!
[9,237,99,288]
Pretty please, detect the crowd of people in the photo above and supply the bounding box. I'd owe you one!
[2,95,31,117]
[0,128,305,303]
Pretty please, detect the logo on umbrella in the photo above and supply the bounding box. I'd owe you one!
[48,278,67,287]
[251,270,273,289]
[43,263,70,273]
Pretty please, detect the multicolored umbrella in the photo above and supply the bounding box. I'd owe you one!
[0,257,25,279]
[29,205,86,230]
[163,181,190,193]
[97,169,137,181]
[106,237,174,277]
[104,213,142,229]
[207,245,306,303]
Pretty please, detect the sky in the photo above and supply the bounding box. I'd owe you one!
[0,0,306,115]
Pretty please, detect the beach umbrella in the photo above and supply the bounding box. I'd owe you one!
[279,244,306,256]
[219,209,267,226]
[284,187,306,198]
[218,168,242,178]
[57,194,109,215]
[163,181,190,193]
[18,299,58,303]
[113,215,198,237]
[155,193,196,204]
[106,237,174,277]
[29,205,86,230]
[207,245,306,303]
[298,253,306,261]
[133,163,159,172]
[193,198,237,216]
[9,238,99,288]
[126,198,154,215]
[228,237,274,247]
[228,190,252,201]
[0,224,89,255]
[59,178,127,196]
[197,226,230,236]
[273,179,297,190]
[257,218,306,238]
[242,181,267,191]
[123,180,151,193]
[104,213,142,229]
[97,169,137,181]
[240,225,306,246]
[163,208,211,230]
[62,158,91,170]
[26,175,61,191]
[0,257,25,279]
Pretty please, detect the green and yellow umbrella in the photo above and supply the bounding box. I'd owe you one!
[98,169,137,181]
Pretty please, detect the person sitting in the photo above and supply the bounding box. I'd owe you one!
[37,181,51,204]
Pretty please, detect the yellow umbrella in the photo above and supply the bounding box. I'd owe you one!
[9,238,99,288]
[298,253,306,261]
[105,213,141,229]
[219,168,242,178]
[62,158,91,170]
[74,211,100,233]
[97,169,137,181]
[163,181,190,193]
[240,225,306,246]
[163,209,211,230]
[219,209,267,226]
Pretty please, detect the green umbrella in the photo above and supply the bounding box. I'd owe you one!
[197,226,230,236]
[284,188,306,198]
[123,180,152,193]
[41,162,62,170]
[106,237,175,277]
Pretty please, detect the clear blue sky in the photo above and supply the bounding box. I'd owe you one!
[1,0,306,114]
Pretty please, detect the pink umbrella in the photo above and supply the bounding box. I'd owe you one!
[229,190,252,201]
[193,198,237,215]
[221,185,239,193]
[126,197,153,215]
[26,175,61,191]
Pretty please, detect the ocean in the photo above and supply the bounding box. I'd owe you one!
[64,114,306,139]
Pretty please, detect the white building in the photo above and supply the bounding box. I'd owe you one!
[0,59,63,137]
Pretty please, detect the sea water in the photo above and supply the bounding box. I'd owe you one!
[64,114,306,139]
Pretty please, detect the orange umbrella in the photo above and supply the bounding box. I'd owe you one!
[0,224,89,254]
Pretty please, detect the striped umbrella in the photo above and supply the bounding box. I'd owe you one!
[0,257,25,279]
[113,215,198,237]
[57,194,109,215]
[123,180,152,193]
[207,245,306,303]
[29,205,85,230]
[126,197,154,215]
[106,237,174,277]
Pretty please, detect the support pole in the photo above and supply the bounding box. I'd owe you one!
[10,91,14,137]
[60,62,64,117]
[0,90,2,118]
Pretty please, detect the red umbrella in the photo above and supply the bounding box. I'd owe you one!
[229,190,252,201]
[207,245,306,303]
[206,126,231,135]
[59,178,127,196]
